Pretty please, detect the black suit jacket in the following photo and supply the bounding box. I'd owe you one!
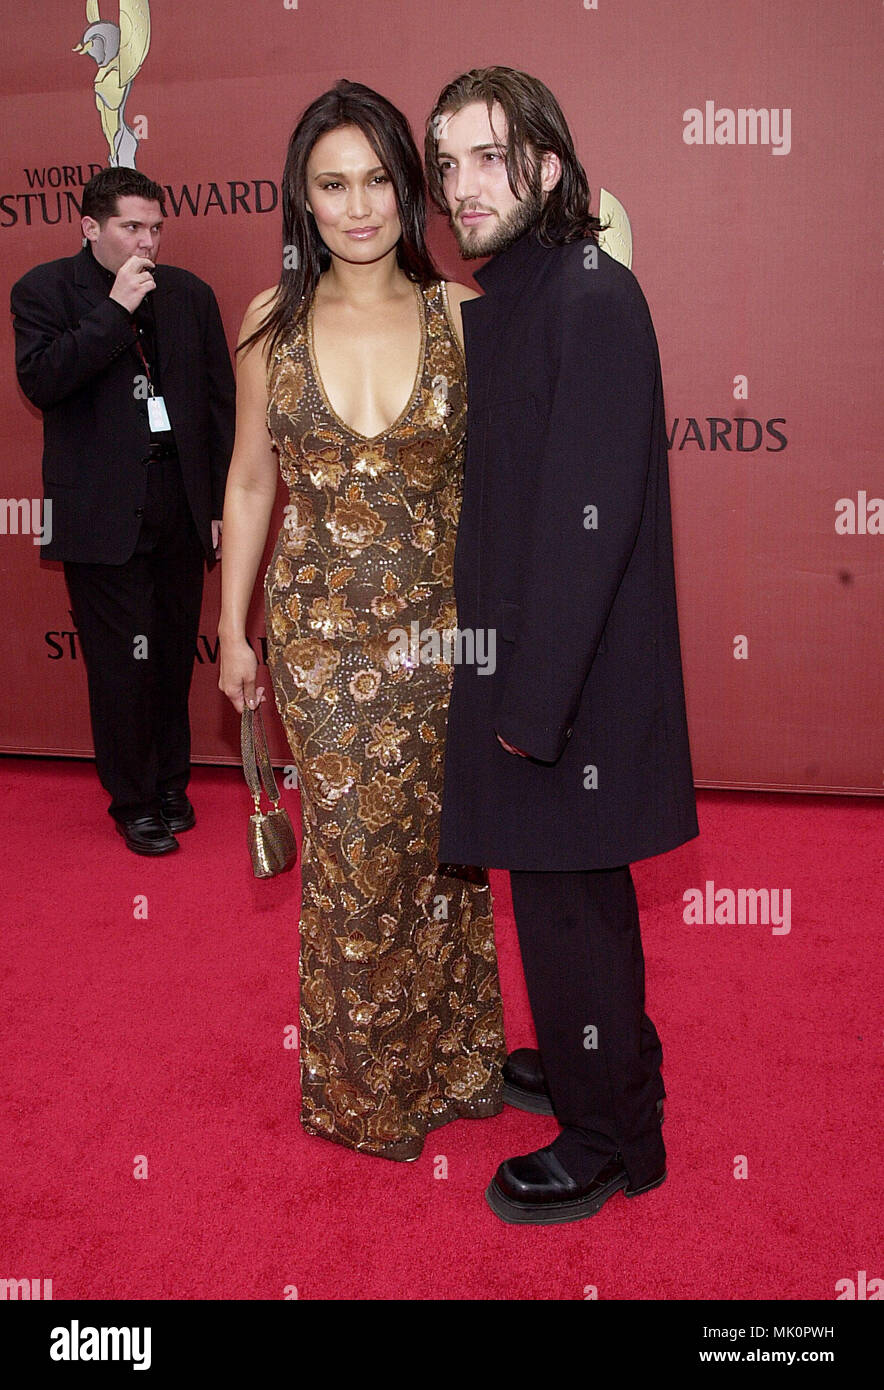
[438,229,699,870]
[11,245,235,564]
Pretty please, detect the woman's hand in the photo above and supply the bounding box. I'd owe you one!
[219,634,265,713]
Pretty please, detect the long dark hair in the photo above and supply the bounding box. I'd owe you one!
[240,79,440,357]
[425,66,607,247]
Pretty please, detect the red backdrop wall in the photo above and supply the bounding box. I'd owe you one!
[1,0,881,793]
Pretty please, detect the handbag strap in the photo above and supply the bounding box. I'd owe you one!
[241,705,282,809]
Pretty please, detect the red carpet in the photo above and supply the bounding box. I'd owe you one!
[1,757,881,1300]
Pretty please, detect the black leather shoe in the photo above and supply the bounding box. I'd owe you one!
[486,1146,667,1225]
[503,1047,665,1124]
[502,1047,555,1114]
[158,790,195,833]
[115,815,180,856]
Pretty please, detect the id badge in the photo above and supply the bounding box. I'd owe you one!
[147,394,172,432]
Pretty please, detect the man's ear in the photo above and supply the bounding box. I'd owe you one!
[539,149,562,195]
[81,216,100,244]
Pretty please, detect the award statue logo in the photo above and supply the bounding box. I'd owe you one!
[597,188,632,268]
[73,0,151,169]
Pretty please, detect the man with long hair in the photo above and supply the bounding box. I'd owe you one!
[426,68,698,1224]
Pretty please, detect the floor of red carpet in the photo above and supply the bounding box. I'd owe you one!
[1,757,881,1300]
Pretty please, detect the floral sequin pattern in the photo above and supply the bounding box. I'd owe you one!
[264,281,505,1160]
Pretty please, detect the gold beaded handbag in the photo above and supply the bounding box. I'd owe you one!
[240,705,297,878]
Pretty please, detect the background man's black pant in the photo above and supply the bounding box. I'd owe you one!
[508,865,666,1190]
[64,453,205,823]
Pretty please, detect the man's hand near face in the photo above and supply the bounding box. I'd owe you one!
[109,255,156,315]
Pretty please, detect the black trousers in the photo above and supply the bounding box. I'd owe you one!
[508,865,666,1189]
[64,453,205,822]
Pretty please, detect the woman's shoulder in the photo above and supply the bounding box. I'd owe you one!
[442,280,481,309]
[236,286,278,355]
[432,280,481,356]
[243,286,312,370]
[243,285,278,325]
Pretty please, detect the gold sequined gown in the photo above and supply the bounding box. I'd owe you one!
[263,279,506,1160]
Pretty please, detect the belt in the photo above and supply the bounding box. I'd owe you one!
[145,439,179,461]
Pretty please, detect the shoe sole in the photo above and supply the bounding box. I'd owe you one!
[160,817,195,833]
[502,1081,555,1116]
[115,823,179,856]
[485,1172,629,1225]
[485,1168,667,1225]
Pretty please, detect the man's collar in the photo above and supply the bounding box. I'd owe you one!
[85,243,116,286]
[76,243,117,291]
[472,225,548,293]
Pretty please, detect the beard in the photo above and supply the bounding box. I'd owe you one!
[452,175,544,260]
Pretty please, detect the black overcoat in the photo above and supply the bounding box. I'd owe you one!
[438,229,699,871]
[11,245,234,565]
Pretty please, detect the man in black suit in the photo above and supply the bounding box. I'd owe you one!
[426,68,699,1223]
[12,167,235,854]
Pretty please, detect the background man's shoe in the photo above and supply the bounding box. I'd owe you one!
[503,1047,666,1124]
[115,815,179,856]
[158,790,195,833]
[486,1146,666,1225]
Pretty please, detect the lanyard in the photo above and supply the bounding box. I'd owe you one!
[132,327,172,434]
[133,334,157,397]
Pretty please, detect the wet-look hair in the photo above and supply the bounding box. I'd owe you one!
[240,78,439,357]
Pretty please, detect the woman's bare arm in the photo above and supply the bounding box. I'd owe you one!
[218,289,279,711]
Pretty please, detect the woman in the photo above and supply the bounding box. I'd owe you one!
[218,80,505,1161]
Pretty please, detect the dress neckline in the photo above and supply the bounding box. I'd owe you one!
[306,279,428,444]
